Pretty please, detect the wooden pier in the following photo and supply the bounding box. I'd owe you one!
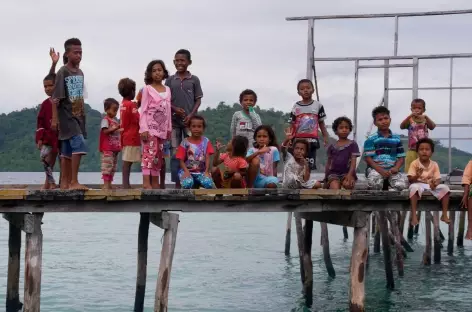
[0,187,466,312]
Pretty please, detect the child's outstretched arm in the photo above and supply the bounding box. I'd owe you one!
[461,161,472,208]
[205,141,215,175]
[400,114,412,130]
[425,115,436,130]
[319,120,329,147]
[49,48,59,75]
[213,141,224,167]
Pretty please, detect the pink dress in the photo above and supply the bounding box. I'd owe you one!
[139,85,172,176]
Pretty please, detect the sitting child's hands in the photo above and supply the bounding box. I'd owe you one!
[344,175,355,188]
[215,140,226,151]
[461,193,469,209]
[258,146,270,154]
[416,167,424,177]
[379,168,391,178]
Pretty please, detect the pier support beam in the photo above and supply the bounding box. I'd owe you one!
[302,220,314,307]
[378,211,394,289]
[343,226,349,240]
[373,213,381,253]
[24,213,44,312]
[433,212,441,264]
[134,213,150,312]
[457,211,465,247]
[153,212,179,312]
[349,215,369,312]
[320,222,335,278]
[414,211,421,234]
[447,212,456,256]
[423,211,432,265]
[294,216,305,286]
[285,212,292,255]
[389,212,404,277]
[6,220,23,312]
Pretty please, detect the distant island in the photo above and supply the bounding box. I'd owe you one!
[0,102,470,172]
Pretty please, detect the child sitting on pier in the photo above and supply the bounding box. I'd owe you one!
[36,73,59,189]
[408,138,450,225]
[325,117,360,190]
[461,160,472,239]
[139,60,172,189]
[247,125,280,188]
[176,115,215,189]
[281,129,321,189]
[363,106,408,191]
[118,78,140,189]
[213,136,249,188]
[99,98,122,189]
[230,89,262,146]
[400,98,436,172]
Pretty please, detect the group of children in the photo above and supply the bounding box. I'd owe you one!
[35,38,472,236]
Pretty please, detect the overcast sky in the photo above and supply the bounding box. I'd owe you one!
[1,0,472,154]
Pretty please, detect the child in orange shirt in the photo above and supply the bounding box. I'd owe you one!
[461,160,472,239]
[213,136,249,188]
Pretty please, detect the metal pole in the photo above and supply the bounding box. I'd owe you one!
[394,16,399,56]
[306,19,314,80]
[412,57,419,99]
[449,58,453,173]
[354,60,359,141]
[384,60,389,107]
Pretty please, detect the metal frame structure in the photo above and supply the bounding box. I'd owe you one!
[286,9,472,172]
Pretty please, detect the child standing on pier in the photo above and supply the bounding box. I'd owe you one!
[400,98,436,172]
[363,106,408,191]
[325,117,360,190]
[247,125,280,188]
[118,78,140,189]
[230,89,262,146]
[407,138,450,225]
[52,38,88,190]
[461,160,472,239]
[288,79,329,171]
[176,115,215,189]
[99,98,122,189]
[36,73,59,189]
[213,136,249,188]
[140,60,172,189]
[166,49,203,188]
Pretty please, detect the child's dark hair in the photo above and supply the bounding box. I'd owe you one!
[412,98,426,110]
[144,60,169,85]
[371,106,390,120]
[175,49,191,61]
[63,38,81,65]
[104,98,119,111]
[118,78,136,98]
[253,125,278,148]
[293,139,309,156]
[231,136,249,158]
[189,115,206,128]
[239,89,257,103]
[332,116,353,133]
[416,138,435,153]
[297,79,314,90]
[43,73,56,82]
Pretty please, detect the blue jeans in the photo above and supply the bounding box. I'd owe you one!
[178,171,215,189]
[60,134,87,158]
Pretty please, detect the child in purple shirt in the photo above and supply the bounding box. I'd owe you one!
[325,117,360,189]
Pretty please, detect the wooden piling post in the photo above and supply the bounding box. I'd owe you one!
[6,221,23,312]
[24,213,44,312]
[294,215,305,285]
[389,212,404,277]
[371,214,376,235]
[399,211,407,234]
[433,211,441,264]
[154,212,179,312]
[373,213,381,253]
[378,211,394,289]
[457,211,465,247]
[414,211,421,234]
[320,222,335,278]
[447,211,456,256]
[302,220,314,307]
[349,216,369,312]
[134,213,150,312]
[284,212,292,256]
[343,226,349,240]
[407,212,414,240]
[423,211,432,265]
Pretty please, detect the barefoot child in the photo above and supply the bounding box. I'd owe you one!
[363,106,408,191]
[176,116,215,189]
[407,138,450,225]
[230,89,262,146]
[461,160,472,239]
[99,98,122,189]
[52,38,87,190]
[139,60,172,189]
[118,78,140,189]
[281,131,321,189]
[400,98,436,172]
[36,73,59,189]
[246,125,280,188]
[213,136,249,188]
[325,117,360,190]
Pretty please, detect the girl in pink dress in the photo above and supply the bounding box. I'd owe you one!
[139,60,172,189]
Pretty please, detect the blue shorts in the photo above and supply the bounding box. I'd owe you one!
[60,134,87,158]
[254,174,278,188]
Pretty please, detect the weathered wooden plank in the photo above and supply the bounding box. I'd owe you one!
[448,211,456,256]
[433,211,441,264]
[423,211,432,265]
[284,212,292,256]
[378,211,394,289]
[24,213,43,312]
[0,189,27,199]
[134,213,150,312]
[320,222,335,278]
[349,215,369,312]
[6,221,23,312]
[194,188,249,195]
[294,215,305,286]
[154,213,179,312]
[457,211,466,247]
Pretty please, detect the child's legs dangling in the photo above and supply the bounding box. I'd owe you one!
[409,183,426,226]
[247,157,260,188]
[432,184,451,224]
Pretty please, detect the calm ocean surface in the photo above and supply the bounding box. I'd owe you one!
[1,172,472,312]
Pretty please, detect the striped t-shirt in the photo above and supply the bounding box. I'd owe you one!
[363,131,405,169]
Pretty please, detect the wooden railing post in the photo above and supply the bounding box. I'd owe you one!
[24,213,44,312]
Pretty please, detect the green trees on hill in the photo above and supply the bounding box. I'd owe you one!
[0,102,470,173]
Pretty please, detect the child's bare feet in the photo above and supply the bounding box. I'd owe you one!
[60,182,70,190]
[69,182,89,190]
[122,184,132,189]
[41,183,50,190]
[440,214,450,224]
[143,184,152,190]
[50,183,58,189]
[411,215,419,226]
[465,230,472,240]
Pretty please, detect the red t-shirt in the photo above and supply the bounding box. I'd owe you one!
[120,99,140,146]
[36,98,59,153]
[99,116,122,152]
[219,153,248,172]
